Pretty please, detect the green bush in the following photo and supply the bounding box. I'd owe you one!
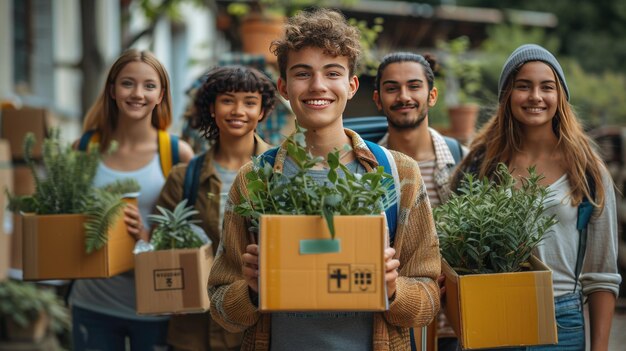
[434,164,557,274]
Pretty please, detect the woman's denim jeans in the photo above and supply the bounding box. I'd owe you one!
[481,292,585,351]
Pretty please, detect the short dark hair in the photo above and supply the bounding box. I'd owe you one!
[375,52,439,92]
[193,65,276,141]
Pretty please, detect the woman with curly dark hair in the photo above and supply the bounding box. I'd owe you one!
[154,65,276,351]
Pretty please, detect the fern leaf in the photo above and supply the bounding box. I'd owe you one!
[84,191,127,254]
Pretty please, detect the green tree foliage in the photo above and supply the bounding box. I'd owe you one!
[461,0,626,75]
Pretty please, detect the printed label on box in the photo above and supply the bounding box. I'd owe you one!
[328,264,376,293]
[154,268,184,291]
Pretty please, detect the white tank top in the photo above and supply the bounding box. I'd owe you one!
[69,154,168,321]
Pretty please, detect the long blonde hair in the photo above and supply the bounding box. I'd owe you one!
[454,64,606,210]
[82,49,172,151]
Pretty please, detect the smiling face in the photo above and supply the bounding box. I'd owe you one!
[212,91,264,140]
[277,47,359,132]
[510,61,558,130]
[110,61,164,122]
[373,61,437,130]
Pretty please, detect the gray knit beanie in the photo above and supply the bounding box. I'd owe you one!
[498,44,569,101]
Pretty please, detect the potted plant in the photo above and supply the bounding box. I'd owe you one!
[234,125,395,311]
[0,280,70,342]
[437,36,483,143]
[433,164,559,349]
[225,1,359,63]
[7,129,140,280]
[134,200,213,315]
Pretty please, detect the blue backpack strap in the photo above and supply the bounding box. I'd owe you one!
[443,136,462,165]
[182,151,207,207]
[573,177,596,291]
[363,140,398,245]
[170,134,180,166]
[259,147,279,167]
[78,130,97,151]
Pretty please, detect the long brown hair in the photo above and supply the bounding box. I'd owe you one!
[82,49,172,151]
[454,64,607,210]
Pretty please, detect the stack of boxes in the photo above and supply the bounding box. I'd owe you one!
[0,106,49,275]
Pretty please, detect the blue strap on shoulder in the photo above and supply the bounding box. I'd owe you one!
[259,144,397,242]
[182,151,206,206]
[363,140,398,245]
[573,178,596,291]
[443,136,462,165]
[170,134,180,166]
[77,130,96,151]
[259,147,279,167]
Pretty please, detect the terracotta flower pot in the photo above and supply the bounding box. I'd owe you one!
[447,104,479,145]
[240,14,285,64]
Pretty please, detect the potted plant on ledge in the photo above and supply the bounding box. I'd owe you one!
[437,36,483,144]
[226,0,359,63]
[434,164,558,349]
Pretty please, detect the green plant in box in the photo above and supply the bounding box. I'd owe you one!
[6,129,140,253]
[149,199,204,250]
[434,164,557,274]
[234,124,397,239]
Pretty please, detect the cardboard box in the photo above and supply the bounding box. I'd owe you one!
[13,164,36,196]
[21,198,137,280]
[259,215,387,311]
[442,256,557,350]
[135,243,213,315]
[0,106,49,160]
[9,213,21,270]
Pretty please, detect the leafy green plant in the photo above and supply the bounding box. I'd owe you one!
[0,280,70,334]
[434,164,557,274]
[437,36,483,107]
[6,130,137,254]
[235,125,396,239]
[349,16,384,77]
[149,199,203,250]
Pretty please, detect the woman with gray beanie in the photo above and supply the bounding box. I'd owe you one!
[451,44,620,350]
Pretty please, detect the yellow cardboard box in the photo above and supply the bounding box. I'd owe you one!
[259,215,387,311]
[135,244,213,315]
[21,198,137,280]
[0,106,49,160]
[442,256,557,350]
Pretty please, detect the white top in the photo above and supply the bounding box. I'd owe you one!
[69,154,168,321]
[536,169,621,298]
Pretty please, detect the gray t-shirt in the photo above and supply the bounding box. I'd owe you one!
[270,157,373,351]
[214,162,239,230]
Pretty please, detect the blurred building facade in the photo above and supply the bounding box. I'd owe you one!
[0,0,223,140]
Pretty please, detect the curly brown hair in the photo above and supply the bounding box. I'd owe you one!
[270,8,362,79]
[193,65,277,141]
